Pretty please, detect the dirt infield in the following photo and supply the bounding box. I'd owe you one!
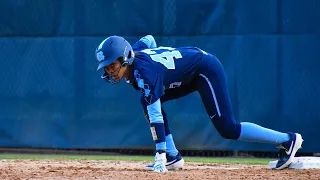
[0,159,319,180]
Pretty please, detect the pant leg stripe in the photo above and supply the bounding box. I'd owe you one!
[199,74,221,117]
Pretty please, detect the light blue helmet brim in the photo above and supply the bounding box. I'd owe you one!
[97,61,108,71]
[96,55,119,71]
[97,60,111,71]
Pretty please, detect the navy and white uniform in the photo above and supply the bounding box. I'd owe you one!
[128,37,241,149]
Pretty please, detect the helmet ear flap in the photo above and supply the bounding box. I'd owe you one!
[122,50,134,66]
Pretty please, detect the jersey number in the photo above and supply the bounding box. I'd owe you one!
[142,47,182,69]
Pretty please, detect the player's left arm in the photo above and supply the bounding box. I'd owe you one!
[132,35,157,51]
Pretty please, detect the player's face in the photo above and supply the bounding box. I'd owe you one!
[104,59,127,82]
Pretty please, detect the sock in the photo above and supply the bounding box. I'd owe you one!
[165,134,178,156]
[156,142,166,151]
[238,122,290,144]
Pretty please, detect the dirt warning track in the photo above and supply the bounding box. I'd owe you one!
[0,159,319,180]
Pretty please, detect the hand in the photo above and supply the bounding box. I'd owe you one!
[153,152,168,173]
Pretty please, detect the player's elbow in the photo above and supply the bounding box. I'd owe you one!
[140,35,157,48]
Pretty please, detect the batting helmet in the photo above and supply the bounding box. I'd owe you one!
[95,36,134,71]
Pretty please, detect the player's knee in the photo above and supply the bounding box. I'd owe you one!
[218,129,239,140]
[214,116,241,140]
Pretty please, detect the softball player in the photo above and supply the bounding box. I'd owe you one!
[95,35,303,172]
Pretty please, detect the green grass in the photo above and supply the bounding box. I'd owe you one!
[0,154,272,165]
[185,157,272,165]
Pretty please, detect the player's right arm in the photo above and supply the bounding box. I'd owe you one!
[132,35,157,51]
[135,69,166,152]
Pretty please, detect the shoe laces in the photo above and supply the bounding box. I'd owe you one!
[278,148,287,157]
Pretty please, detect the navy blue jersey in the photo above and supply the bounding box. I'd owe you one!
[131,46,205,105]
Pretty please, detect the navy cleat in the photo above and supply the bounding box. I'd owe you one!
[145,152,184,170]
[275,133,303,170]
